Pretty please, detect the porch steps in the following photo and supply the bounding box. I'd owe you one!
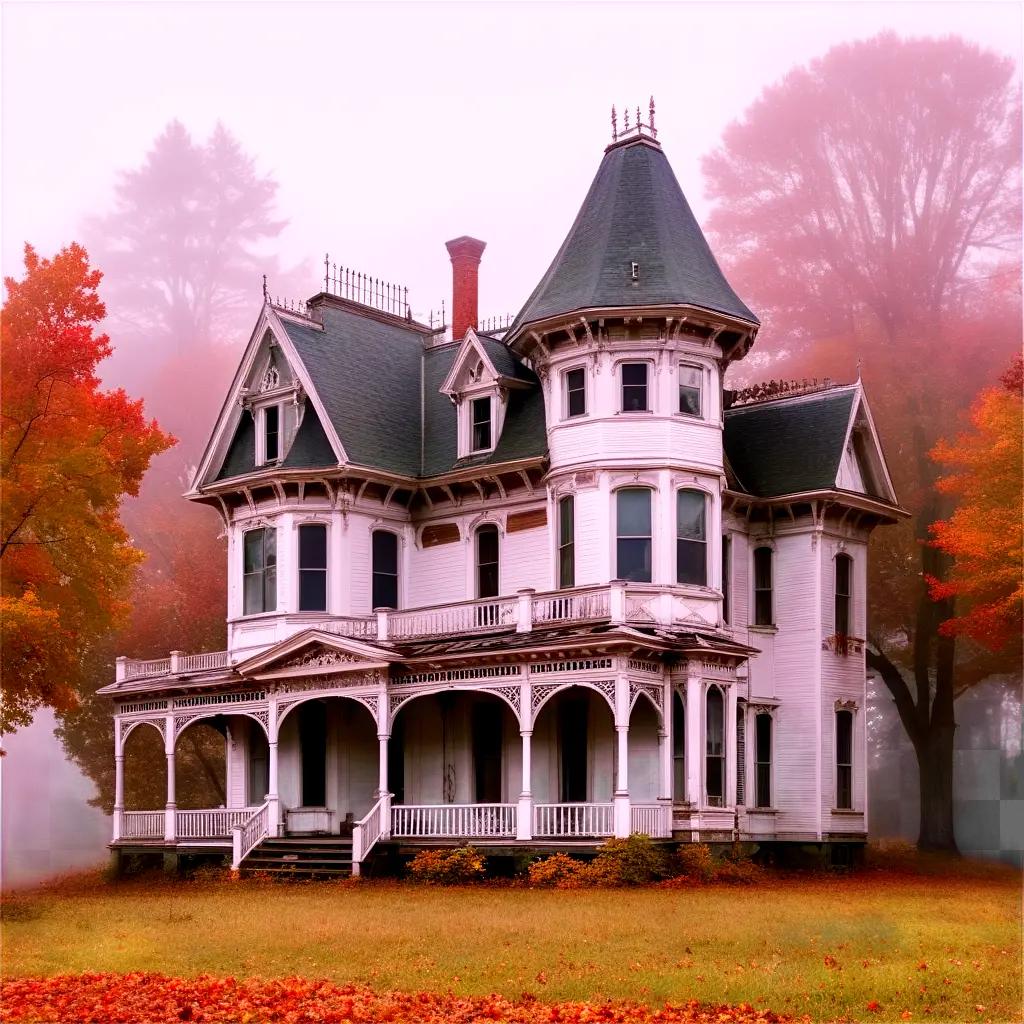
[241,837,354,879]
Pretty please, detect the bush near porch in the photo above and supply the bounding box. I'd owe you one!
[2,856,1018,1024]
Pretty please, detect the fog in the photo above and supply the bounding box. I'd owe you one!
[2,1,1020,886]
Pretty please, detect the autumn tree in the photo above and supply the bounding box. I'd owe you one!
[927,358,1024,651]
[1,244,173,732]
[703,33,1021,851]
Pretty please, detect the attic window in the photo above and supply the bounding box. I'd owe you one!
[471,397,492,452]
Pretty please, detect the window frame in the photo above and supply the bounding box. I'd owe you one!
[752,546,774,626]
[242,525,277,616]
[475,523,500,599]
[835,553,853,636]
[563,365,587,419]
[557,494,575,589]
[619,361,651,413]
[371,529,401,610]
[722,534,732,625]
[672,691,686,802]
[677,362,703,418]
[253,402,286,466]
[470,396,493,453]
[754,712,773,808]
[297,521,328,613]
[675,488,708,587]
[705,685,725,808]
[835,709,854,810]
[615,486,654,583]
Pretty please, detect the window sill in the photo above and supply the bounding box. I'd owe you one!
[748,624,778,634]
[744,807,778,815]
[229,611,283,624]
[615,409,654,415]
[831,808,863,816]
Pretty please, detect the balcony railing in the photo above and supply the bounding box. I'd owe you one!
[117,581,716,682]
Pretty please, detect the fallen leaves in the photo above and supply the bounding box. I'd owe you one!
[0,973,797,1024]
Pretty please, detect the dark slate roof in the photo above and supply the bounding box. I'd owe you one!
[281,405,337,469]
[723,387,856,498]
[507,137,757,337]
[479,335,533,382]
[216,411,256,480]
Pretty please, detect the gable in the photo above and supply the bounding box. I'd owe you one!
[236,631,396,680]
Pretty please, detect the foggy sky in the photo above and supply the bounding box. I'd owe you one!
[1,1,1020,886]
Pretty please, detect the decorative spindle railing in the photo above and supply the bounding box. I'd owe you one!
[388,596,518,640]
[231,801,271,870]
[123,658,172,681]
[532,587,611,625]
[533,803,615,838]
[629,803,671,838]
[352,794,390,873]
[178,651,229,673]
[390,803,517,839]
[476,314,514,334]
[312,617,379,640]
[121,811,165,840]
[177,808,256,839]
[324,255,410,319]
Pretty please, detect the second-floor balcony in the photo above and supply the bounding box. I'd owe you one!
[116,581,723,683]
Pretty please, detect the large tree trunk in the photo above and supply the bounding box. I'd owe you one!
[915,724,959,851]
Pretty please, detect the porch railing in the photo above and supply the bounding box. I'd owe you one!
[178,651,229,673]
[177,808,258,839]
[533,802,615,837]
[630,803,672,838]
[231,801,270,870]
[352,794,390,874]
[389,597,518,640]
[532,586,611,625]
[390,803,517,838]
[121,810,164,839]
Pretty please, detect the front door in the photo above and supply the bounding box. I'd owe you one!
[472,702,503,803]
[559,694,588,802]
[298,701,327,806]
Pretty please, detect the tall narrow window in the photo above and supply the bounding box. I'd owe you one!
[243,527,276,615]
[705,687,724,807]
[565,367,586,418]
[616,488,652,582]
[621,363,649,412]
[722,535,732,624]
[736,704,746,805]
[753,546,773,625]
[476,525,499,598]
[835,554,852,636]
[471,397,492,451]
[264,405,280,462]
[672,692,685,801]
[558,495,575,589]
[676,489,707,585]
[678,364,702,416]
[298,523,327,612]
[372,530,399,609]
[755,713,772,808]
[836,710,853,809]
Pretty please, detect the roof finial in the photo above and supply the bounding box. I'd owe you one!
[262,274,268,301]
[623,106,630,131]
[856,356,863,381]
[610,104,618,142]
[649,96,656,137]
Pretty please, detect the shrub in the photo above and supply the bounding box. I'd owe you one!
[407,846,485,884]
[593,834,667,885]
[527,852,587,888]
[672,843,716,883]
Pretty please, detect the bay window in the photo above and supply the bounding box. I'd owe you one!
[298,523,327,612]
[243,527,277,615]
[616,488,652,582]
[705,686,724,807]
[564,367,586,418]
[621,363,649,412]
[678,364,702,416]
[676,489,707,586]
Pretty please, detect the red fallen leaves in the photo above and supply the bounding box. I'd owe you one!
[0,973,796,1024]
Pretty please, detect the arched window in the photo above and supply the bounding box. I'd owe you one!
[371,530,399,609]
[672,692,686,801]
[476,524,500,598]
[753,546,773,625]
[558,495,575,589]
[835,554,853,635]
[836,710,854,809]
[705,686,724,807]
[755,713,772,808]
[616,488,652,582]
[676,489,707,586]
[298,523,327,612]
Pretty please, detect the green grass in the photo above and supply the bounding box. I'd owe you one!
[2,869,1020,1023]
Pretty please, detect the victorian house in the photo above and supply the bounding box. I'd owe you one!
[101,108,904,876]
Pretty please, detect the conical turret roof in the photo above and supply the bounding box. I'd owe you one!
[508,135,758,337]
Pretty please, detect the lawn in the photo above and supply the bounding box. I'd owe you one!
[2,868,1020,1023]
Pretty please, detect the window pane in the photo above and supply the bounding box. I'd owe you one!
[566,368,586,417]
[679,365,702,416]
[299,523,327,569]
[836,711,853,763]
[472,398,491,450]
[265,405,279,461]
[621,363,648,411]
[617,538,651,582]
[300,570,327,612]
[372,531,399,574]
[372,571,398,610]
[263,561,277,612]
[722,536,732,624]
[244,529,264,574]
[243,574,263,616]
[677,539,707,586]
[835,555,852,634]
[753,547,773,625]
[755,713,772,807]
[558,496,574,589]
[477,526,499,597]
[706,688,724,755]
[676,490,706,540]
[617,488,651,535]
[836,595,850,636]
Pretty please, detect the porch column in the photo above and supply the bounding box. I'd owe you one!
[164,713,176,843]
[376,732,392,839]
[725,683,738,808]
[112,718,124,842]
[658,726,671,801]
[685,671,702,807]
[267,699,280,838]
[614,725,630,837]
[517,730,533,840]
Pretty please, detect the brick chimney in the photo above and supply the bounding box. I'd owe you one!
[445,235,486,341]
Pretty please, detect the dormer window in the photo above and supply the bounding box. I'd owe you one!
[264,405,280,462]
[471,397,492,452]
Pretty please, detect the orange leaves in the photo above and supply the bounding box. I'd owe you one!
[0,973,796,1024]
